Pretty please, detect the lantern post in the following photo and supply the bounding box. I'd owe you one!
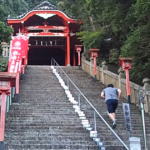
[0,72,16,150]
[75,45,83,69]
[90,49,99,80]
[119,57,132,104]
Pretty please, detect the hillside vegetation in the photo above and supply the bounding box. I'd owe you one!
[0,0,150,84]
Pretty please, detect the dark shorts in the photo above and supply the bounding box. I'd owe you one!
[106,99,118,113]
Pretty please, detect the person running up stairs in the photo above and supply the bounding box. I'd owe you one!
[101,84,122,128]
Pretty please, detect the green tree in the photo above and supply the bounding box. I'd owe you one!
[0,21,13,43]
[58,0,150,84]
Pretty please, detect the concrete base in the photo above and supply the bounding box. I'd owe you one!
[15,94,19,103]
[0,141,4,150]
[20,74,24,80]
[67,64,71,66]
[95,75,97,81]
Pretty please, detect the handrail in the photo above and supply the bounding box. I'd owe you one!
[51,58,129,150]
[139,86,148,150]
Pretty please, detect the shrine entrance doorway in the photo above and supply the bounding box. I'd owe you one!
[28,47,65,65]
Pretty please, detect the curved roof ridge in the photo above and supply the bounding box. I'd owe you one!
[32,1,57,10]
[7,1,74,20]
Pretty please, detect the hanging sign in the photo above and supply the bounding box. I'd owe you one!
[8,36,29,73]
[122,103,132,131]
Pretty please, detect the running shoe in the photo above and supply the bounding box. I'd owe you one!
[112,119,117,129]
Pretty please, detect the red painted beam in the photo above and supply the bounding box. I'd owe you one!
[26,26,67,31]
[25,32,68,37]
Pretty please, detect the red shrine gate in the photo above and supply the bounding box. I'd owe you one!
[0,2,83,148]
[7,1,82,66]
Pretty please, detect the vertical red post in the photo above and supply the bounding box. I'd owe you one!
[90,49,99,80]
[125,69,131,96]
[75,45,83,69]
[73,49,76,66]
[94,57,97,76]
[67,34,70,66]
[15,73,19,102]
[0,92,6,144]
[119,57,132,104]
[78,51,80,66]
[0,73,16,150]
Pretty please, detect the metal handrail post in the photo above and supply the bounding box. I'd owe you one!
[56,65,58,72]
[139,87,147,150]
[78,92,81,110]
[94,111,97,133]
[10,87,12,106]
[6,96,10,113]
[67,78,69,90]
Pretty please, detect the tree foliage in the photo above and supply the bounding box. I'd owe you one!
[0,0,150,83]
[58,0,150,83]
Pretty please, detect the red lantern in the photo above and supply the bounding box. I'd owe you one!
[90,49,99,58]
[90,49,99,80]
[75,45,83,69]
[119,57,132,70]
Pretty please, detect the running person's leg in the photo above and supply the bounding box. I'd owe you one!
[112,100,118,128]
[106,100,116,122]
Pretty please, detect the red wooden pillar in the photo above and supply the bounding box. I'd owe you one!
[67,33,70,66]
[0,73,16,149]
[94,57,97,76]
[15,73,19,102]
[73,49,76,66]
[0,92,6,143]
[119,57,132,104]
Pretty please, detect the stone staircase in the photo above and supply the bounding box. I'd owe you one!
[61,66,150,150]
[4,65,150,150]
[4,66,99,150]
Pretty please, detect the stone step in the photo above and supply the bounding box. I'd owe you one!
[4,144,105,150]
[5,66,149,149]
[62,66,150,149]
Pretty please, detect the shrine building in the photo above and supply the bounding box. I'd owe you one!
[7,1,82,66]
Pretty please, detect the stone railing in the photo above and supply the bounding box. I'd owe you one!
[82,54,150,114]
[1,42,10,58]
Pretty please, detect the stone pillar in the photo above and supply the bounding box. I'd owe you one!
[101,61,108,84]
[143,78,150,113]
[2,48,4,57]
[90,57,94,77]
[143,78,150,91]
[129,137,141,150]
[81,53,86,61]
[81,53,85,70]
[118,67,125,89]
[6,48,8,57]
